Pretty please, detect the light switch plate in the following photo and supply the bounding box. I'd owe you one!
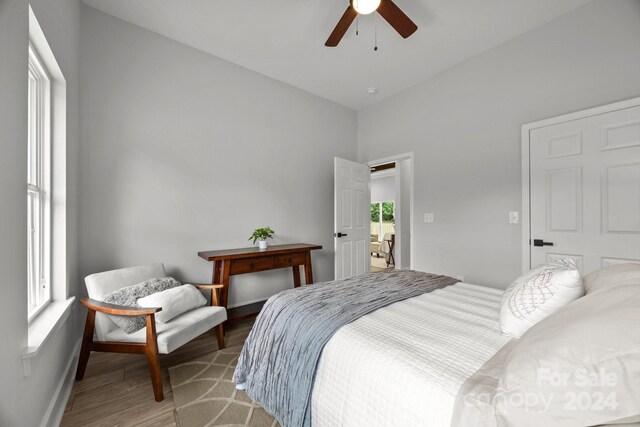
[509,211,519,224]
[424,213,434,223]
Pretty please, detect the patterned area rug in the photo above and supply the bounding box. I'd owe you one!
[169,344,279,427]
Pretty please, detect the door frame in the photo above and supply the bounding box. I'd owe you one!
[521,96,640,274]
[367,151,415,269]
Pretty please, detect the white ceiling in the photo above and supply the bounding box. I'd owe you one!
[82,0,592,110]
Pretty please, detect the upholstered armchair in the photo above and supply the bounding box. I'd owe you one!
[75,263,227,402]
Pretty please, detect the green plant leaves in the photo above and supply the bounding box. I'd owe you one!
[249,227,275,244]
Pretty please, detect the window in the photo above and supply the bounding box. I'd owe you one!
[370,201,394,237]
[23,7,74,371]
[27,44,51,320]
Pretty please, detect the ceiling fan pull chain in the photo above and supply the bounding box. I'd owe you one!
[374,12,378,51]
[356,15,359,35]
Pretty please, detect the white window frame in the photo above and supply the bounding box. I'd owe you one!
[23,6,75,379]
[27,43,52,321]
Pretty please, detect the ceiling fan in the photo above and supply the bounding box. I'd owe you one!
[325,0,417,47]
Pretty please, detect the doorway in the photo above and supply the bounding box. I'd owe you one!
[333,153,413,280]
[370,165,396,271]
[368,153,414,272]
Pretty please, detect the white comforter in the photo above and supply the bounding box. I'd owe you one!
[311,282,510,427]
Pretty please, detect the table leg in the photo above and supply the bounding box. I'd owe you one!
[292,265,301,287]
[304,251,314,284]
[218,259,231,336]
[212,260,222,283]
[220,259,231,309]
[391,243,395,265]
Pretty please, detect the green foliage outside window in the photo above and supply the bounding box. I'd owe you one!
[371,203,380,222]
[382,201,394,221]
[371,202,394,222]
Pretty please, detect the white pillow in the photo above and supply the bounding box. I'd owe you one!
[499,259,584,338]
[497,283,640,426]
[137,284,207,323]
[583,262,640,294]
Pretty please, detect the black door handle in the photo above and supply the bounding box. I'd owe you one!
[533,239,554,247]
[334,232,348,238]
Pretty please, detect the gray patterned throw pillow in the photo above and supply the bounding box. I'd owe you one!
[103,277,182,334]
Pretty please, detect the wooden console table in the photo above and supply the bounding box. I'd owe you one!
[198,243,322,322]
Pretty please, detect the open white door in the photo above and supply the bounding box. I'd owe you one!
[334,157,370,280]
[529,104,640,274]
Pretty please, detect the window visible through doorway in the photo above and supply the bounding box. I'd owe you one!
[370,201,394,237]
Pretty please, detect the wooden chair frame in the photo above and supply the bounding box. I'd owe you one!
[75,284,225,402]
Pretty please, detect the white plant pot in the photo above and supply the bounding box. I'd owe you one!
[258,240,268,250]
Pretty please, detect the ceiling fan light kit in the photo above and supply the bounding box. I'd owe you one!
[325,0,417,48]
[353,0,381,15]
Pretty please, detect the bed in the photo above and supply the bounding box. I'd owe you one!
[234,265,640,427]
[311,282,509,427]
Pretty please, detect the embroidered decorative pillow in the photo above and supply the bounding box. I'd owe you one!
[499,259,584,338]
[102,277,182,334]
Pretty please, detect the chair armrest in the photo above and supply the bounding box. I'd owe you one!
[193,284,224,307]
[80,297,162,316]
[194,284,224,290]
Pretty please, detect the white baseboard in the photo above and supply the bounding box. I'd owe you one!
[41,338,81,427]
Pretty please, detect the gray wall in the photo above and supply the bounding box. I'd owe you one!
[79,7,357,307]
[0,0,82,425]
[358,0,640,288]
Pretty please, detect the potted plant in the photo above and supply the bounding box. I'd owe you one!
[249,227,275,250]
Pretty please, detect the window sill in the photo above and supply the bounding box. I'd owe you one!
[22,297,75,376]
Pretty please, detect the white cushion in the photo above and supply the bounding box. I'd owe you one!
[497,283,640,426]
[105,306,227,354]
[499,259,584,338]
[85,263,167,340]
[583,263,640,294]
[137,284,207,323]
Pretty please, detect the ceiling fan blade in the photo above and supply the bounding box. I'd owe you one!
[325,6,358,47]
[377,0,417,39]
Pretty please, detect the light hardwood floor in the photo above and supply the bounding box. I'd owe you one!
[371,255,393,272]
[61,320,254,427]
